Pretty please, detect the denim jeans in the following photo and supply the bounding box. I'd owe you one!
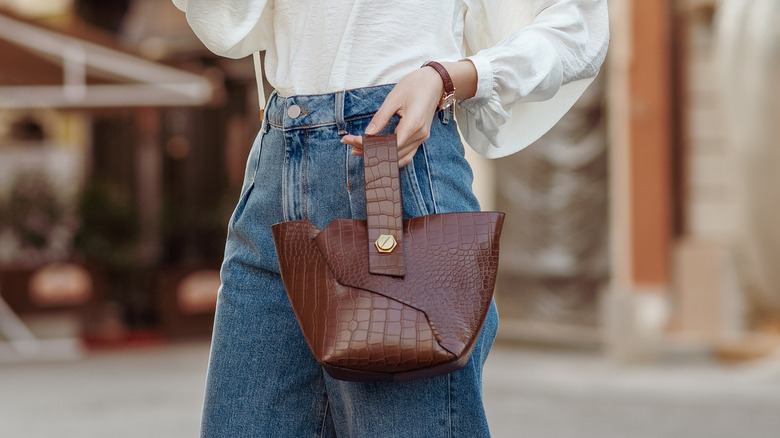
[201,84,499,437]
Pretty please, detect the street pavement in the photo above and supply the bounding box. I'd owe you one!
[2,340,780,437]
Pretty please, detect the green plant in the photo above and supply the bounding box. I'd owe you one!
[72,179,140,270]
[0,171,66,251]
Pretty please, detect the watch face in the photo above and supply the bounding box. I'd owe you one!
[440,92,456,110]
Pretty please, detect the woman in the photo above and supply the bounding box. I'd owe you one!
[173,1,609,436]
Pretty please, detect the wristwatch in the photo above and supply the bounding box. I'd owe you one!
[422,61,456,111]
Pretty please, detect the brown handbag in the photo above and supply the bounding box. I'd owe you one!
[271,134,504,382]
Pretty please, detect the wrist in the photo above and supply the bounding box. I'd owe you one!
[421,65,446,98]
[440,60,478,101]
[422,61,456,110]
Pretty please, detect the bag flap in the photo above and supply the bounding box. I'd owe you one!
[314,212,504,356]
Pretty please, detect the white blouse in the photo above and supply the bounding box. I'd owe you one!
[172,0,609,158]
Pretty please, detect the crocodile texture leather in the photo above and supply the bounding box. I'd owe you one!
[422,61,457,110]
[363,135,405,277]
[271,134,505,382]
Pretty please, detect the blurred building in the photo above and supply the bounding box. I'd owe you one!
[479,0,780,363]
[0,1,260,344]
[597,0,780,361]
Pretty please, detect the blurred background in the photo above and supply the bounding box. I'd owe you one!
[1,0,780,437]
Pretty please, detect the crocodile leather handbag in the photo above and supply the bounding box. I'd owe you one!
[271,134,504,382]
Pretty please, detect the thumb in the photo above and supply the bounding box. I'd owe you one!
[365,101,397,136]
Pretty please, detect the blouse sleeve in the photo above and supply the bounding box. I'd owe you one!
[457,0,609,158]
[172,0,273,59]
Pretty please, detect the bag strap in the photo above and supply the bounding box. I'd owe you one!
[253,52,266,117]
[362,135,405,277]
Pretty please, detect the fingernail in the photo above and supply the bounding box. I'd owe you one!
[365,123,377,135]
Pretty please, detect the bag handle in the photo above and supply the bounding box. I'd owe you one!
[362,135,405,277]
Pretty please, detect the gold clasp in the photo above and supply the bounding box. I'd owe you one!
[375,234,397,253]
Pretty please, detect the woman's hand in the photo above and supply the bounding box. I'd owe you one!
[340,66,443,168]
[341,60,477,168]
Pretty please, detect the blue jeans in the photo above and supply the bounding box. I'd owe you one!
[201,84,499,437]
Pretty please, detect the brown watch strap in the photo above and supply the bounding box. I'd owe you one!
[362,134,405,277]
[423,61,456,107]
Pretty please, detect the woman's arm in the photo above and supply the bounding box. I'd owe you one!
[173,0,273,59]
[343,0,609,163]
[460,0,609,153]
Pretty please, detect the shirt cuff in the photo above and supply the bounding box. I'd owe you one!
[463,53,494,106]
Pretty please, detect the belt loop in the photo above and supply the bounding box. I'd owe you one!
[335,90,347,135]
[262,91,278,133]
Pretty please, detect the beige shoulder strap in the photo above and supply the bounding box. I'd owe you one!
[253,52,266,115]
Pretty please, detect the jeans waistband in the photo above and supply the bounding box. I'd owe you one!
[265,84,396,131]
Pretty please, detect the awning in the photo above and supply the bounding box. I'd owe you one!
[0,12,213,109]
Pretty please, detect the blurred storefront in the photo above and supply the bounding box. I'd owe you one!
[599,0,780,362]
[481,0,780,363]
[0,1,261,357]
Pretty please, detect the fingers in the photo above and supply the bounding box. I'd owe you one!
[341,111,431,165]
[341,134,362,147]
[341,133,419,168]
[341,66,442,166]
[397,145,420,168]
[364,101,398,136]
[341,134,363,156]
[395,115,429,153]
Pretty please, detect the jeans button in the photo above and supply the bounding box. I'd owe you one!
[287,104,301,119]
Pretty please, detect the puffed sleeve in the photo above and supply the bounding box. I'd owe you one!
[173,0,273,59]
[457,0,609,158]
